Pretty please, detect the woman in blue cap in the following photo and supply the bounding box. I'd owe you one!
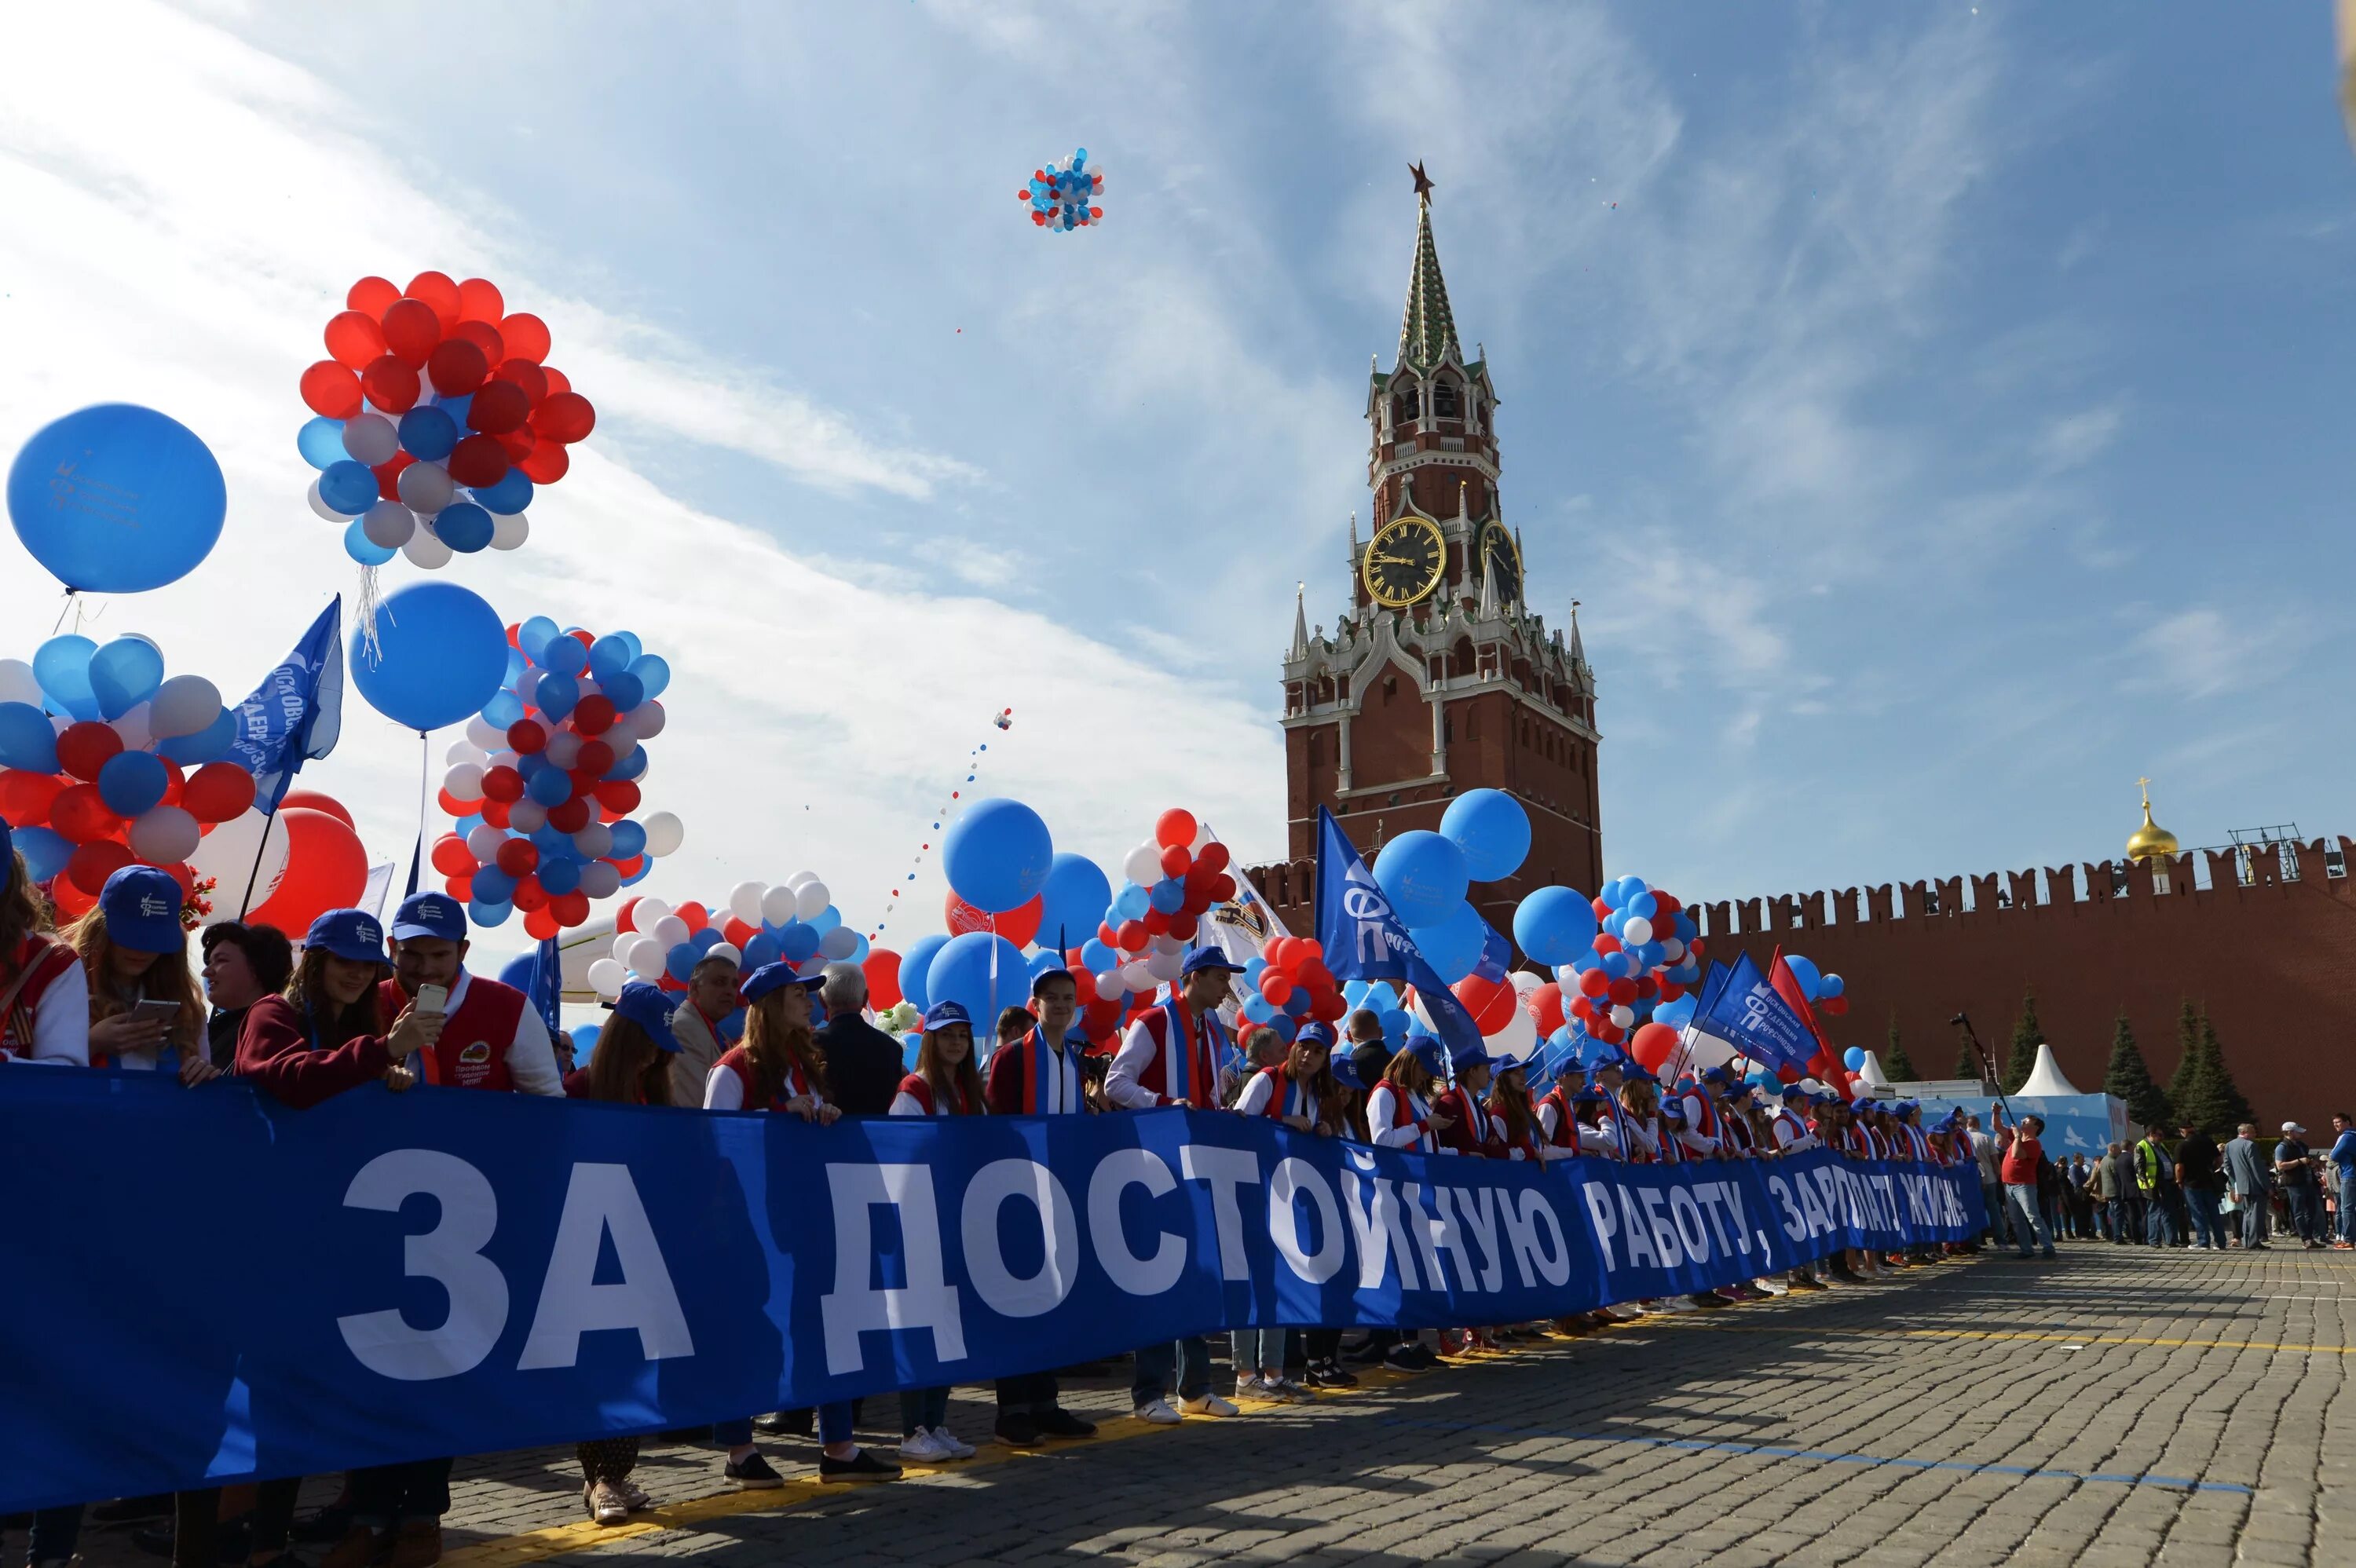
[1232,1020,1337,1403]
[0,821,87,1065]
[703,963,898,1486]
[1301,1040,1365,1388]
[235,910,425,1109]
[886,1000,984,1464]
[68,864,213,1082]
[1363,1036,1450,1370]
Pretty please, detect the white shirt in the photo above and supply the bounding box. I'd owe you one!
[1674,1090,1721,1157]
[1770,1107,1819,1153]
[3,959,90,1065]
[1365,1084,1434,1151]
[1235,1069,1319,1126]
[1106,1004,1218,1109]
[401,972,563,1096]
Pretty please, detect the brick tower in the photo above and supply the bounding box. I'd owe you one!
[1260,167,1601,932]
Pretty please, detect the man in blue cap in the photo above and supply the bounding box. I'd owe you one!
[381,891,561,1096]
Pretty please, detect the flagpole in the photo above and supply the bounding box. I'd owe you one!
[236,806,277,919]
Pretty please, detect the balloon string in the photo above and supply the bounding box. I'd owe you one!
[354,567,385,660]
[407,729,430,898]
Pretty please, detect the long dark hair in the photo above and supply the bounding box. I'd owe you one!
[916,1029,985,1116]
[0,849,52,981]
[741,989,827,1109]
[1487,1065,1536,1146]
[583,1014,673,1106]
[287,950,389,1049]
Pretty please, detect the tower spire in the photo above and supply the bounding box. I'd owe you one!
[1397,165,1460,371]
[1290,582,1309,660]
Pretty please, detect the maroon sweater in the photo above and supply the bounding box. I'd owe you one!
[235,992,394,1109]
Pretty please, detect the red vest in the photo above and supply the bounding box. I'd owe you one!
[1250,1065,1317,1122]
[712,1045,816,1112]
[988,1027,1084,1115]
[1129,1000,1219,1109]
[1,935,78,1061]
[380,976,528,1091]
[897,1070,975,1117]
[1538,1088,1579,1150]
[1487,1095,1541,1162]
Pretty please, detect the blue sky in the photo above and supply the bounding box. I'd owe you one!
[3,1,2351,956]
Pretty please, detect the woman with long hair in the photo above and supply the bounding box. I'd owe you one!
[1301,1040,1366,1387]
[0,822,86,1065]
[704,963,896,1486]
[1486,1058,1542,1163]
[1361,1035,1451,1372]
[1231,1022,1338,1402]
[69,865,213,1084]
[886,1000,984,1464]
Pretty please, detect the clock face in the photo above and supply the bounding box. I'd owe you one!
[1478,524,1521,608]
[1362,516,1446,608]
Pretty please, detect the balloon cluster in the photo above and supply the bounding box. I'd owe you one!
[298,273,595,572]
[1237,935,1346,1043]
[1019,148,1105,232]
[1365,788,1532,989]
[1783,953,1847,1016]
[1513,872,1706,1073]
[430,616,679,938]
[584,876,865,1004]
[0,636,251,914]
[1075,807,1235,992]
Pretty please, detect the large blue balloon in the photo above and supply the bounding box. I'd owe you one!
[1412,901,1488,985]
[0,703,60,772]
[941,797,1053,913]
[1439,789,1531,883]
[317,461,378,515]
[1513,885,1601,967]
[157,708,233,765]
[926,931,1030,1032]
[1373,830,1469,929]
[87,637,165,721]
[1784,955,1823,1002]
[898,933,951,1012]
[7,404,226,593]
[1033,852,1113,950]
[97,750,169,817]
[33,636,98,721]
[9,824,69,881]
[353,582,509,731]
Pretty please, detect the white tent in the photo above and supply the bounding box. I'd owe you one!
[2018,1042,2083,1098]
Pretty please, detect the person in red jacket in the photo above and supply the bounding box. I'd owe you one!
[1431,1040,1504,1158]
[379,892,562,1096]
[235,910,424,1109]
[885,1000,985,1465]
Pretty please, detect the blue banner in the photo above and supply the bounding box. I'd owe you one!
[225,598,344,812]
[0,1069,1983,1514]
[1312,808,1485,1058]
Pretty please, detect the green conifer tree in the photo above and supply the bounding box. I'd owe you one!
[2002,991,2043,1094]
[2101,1011,2173,1129]
[2198,1015,2253,1134]
[2164,1000,2204,1118]
[1882,1016,1918,1082]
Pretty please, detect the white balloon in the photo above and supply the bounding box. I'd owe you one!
[342,413,400,466]
[396,459,455,516]
[402,526,453,569]
[0,659,40,706]
[587,958,627,1000]
[787,870,818,889]
[465,715,506,751]
[362,499,417,550]
[577,861,621,900]
[1659,937,1685,963]
[1622,916,1653,946]
[793,880,829,921]
[443,762,485,799]
[649,914,690,948]
[642,811,684,857]
[631,700,667,739]
[1608,1004,1635,1029]
[543,730,582,769]
[507,799,547,833]
[729,881,766,924]
[306,478,344,521]
[1119,959,1158,992]
[489,510,530,550]
[188,809,292,923]
[573,822,614,859]
[1122,843,1162,884]
[129,805,201,865]
[707,942,742,967]
[1506,968,1545,997]
[623,934,666,977]
[466,824,504,863]
[1144,948,1183,982]
[111,703,154,754]
[760,885,798,926]
[1483,1000,1537,1062]
[633,897,672,927]
[1149,933,1186,956]
[609,931,635,961]
[444,738,488,767]
[149,675,223,739]
[1093,970,1122,996]
[819,927,858,960]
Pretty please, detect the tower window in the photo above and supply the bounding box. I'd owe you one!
[1434,380,1460,418]
[1401,388,1420,422]
[1443,715,1453,744]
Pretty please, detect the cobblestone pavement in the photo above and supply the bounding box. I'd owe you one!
[71,1243,2354,1568]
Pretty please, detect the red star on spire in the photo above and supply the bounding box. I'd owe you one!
[1410,161,1434,201]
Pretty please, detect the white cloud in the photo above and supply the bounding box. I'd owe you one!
[2121,608,2292,702]
[2036,401,2126,471]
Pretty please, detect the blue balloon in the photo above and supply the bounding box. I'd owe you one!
[1378,1007,1413,1046]
[540,634,589,678]
[779,923,821,963]
[1026,948,1066,982]
[630,655,671,699]
[898,933,950,1011]
[10,824,68,880]
[1079,937,1116,972]
[539,857,582,895]
[941,797,1053,914]
[690,927,724,954]
[1112,882,1150,921]
[1438,789,1531,883]
[902,1033,924,1071]
[435,503,493,554]
[318,460,378,515]
[397,407,459,462]
[1242,992,1277,1024]
[1412,901,1488,985]
[353,582,508,732]
[667,943,697,983]
[1842,1046,1867,1072]
[1820,974,1845,1000]
[1362,981,1400,1013]
[1147,879,1184,914]
[1598,950,1632,981]
[609,819,647,859]
[97,750,169,817]
[438,394,473,428]
[572,1022,601,1062]
[742,930,782,968]
[1034,852,1112,951]
[517,616,560,662]
[479,688,525,728]
[525,765,574,807]
[7,404,225,593]
[534,671,579,720]
[600,671,645,712]
[604,746,648,783]
[343,519,397,566]
[1627,891,1659,919]
[33,636,98,720]
[1784,955,1823,1002]
[470,469,533,515]
[613,631,644,662]
[496,952,543,992]
[1513,886,1602,967]
[0,703,59,773]
[470,865,517,905]
[156,707,233,765]
[1373,830,1469,928]
[846,933,869,967]
[809,904,842,937]
[469,899,513,928]
[588,636,634,680]
[297,417,346,470]
[926,931,1029,1030]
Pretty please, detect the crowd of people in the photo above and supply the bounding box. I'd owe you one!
[3,825,1998,1568]
[1960,1106,2356,1255]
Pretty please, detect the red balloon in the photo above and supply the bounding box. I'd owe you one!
[524,908,560,940]
[864,948,904,1009]
[450,320,507,367]
[347,276,401,316]
[0,768,66,825]
[1260,972,1293,1006]
[1154,808,1196,850]
[609,855,645,880]
[324,311,389,371]
[1578,968,1609,999]
[280,790,353,829]
[1159,844,1191,879]
[1451,974,1516,1034]
[299,361,363,419]
[492,359,548,404]
[458,277,506,323]
[1196,841,1231,874]
[481,766,525,802]
[721,916,757,948]
[466,378,531,436]
[49,875,96,920]
[371,452,414,500]
[444,874,474,903]
[404,272,463,329]
[546,799,591,834]
[360,355,420,414]
[1630,1022,1681,1073]
[446,433,509,488]
[499,313,551,364]
[1592,933,1622,955]
[567,697,613,736]
[67,839,134,895]
[675,902,709,934]
[511,875,549,912]
[574,740,615,776]
[245,807,368,937]
[518,440,569,484]
[1208,873,1236,902]
[542,366,573,397]
[592,780,639,814]
[552,890,591,928]
[530,392,596,444]
[946,891,1041,947]
[426,340,489,397]
[379,298,442,366]
[481,799,512,829]
[507,721,547,755]
[1115,918,1147,950]
[431,788,470,818]
[485,839,534,878]
[430,834,477,877]
[1605,976,1638,1005]
[57,722,123,782]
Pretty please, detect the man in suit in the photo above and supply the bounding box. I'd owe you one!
[814,962,905,1116]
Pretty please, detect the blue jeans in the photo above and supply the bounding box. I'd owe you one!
[2183,1186,2224,1248]
[2143,1193,2179,1246]
[1132,1336,1211,1405]
[898,1386,949,1437]
[1233,1327,1290,1376]
[2287,1183,2326,1242]
[2,1505,83,1566]
[2340,1175,2356,1242]
[2003,1183,2052,1255]
[717,1401,852,1448]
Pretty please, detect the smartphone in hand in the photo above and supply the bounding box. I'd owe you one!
[414,984,449,1018]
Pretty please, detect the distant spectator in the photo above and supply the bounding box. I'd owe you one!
[2174,1120,2224,1252]
[2331,1113,2356,1251]
[2275,1122,2325,1248]
[2223,1124,2272,1251]
[2093,1144,2124,1241]
[2133,1125,2179,1247]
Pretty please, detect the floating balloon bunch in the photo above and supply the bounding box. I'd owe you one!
[583,877,863,1006]
[1074,806,1234,991]
[1513,874,1706,1074]
[1783,952,1848,1017]
[430,616,679,938]
[1019,148,1105,232]
[874,707,1012,939]
[1236,935,1347,1044]
[297,272,597,579]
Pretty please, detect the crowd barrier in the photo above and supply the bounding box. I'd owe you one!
[0,1071,1986,1512]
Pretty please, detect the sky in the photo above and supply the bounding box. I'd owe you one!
[3,1,2353,977]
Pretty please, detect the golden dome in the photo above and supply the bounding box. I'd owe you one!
[2126,779,2179,863]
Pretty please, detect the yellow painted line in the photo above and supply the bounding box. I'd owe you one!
[1653,1319,2356,1357]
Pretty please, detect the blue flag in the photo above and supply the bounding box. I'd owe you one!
[499,939,565,1038]
[1691,950,1815,1074]
[227,599,343,813]
[1313,807,1485,1059]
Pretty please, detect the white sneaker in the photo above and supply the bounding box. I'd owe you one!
[1653,1296,1696,1314]
[1605,1303,1645,1321]
[931,1426,975,1459]
[897,1429,949,1464]
[1133,1398,1182,1424]
[1179,1393,1238,1417]
[1235,1374,1274,1400]
[1754,1277,1790,1296]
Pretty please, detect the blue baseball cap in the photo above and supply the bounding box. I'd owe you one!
[1296,1021,1336,1050]
[1572,1086,1607,1106]
[391,891,468,941]
[741,961,825,1007]
[1180,945,1246,978]
[305,908,388,964]
[923,1000,974,1033]
[1700,1063,1737,1087]
[1660,1099,1688,1124]
[1450,1037,1494,1073]
[1407,1033,1447,1076]
[609,981,681,1047]
[1329,1049,1363,1089]
[100,864,185,954]
[1028,964,1074,996]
